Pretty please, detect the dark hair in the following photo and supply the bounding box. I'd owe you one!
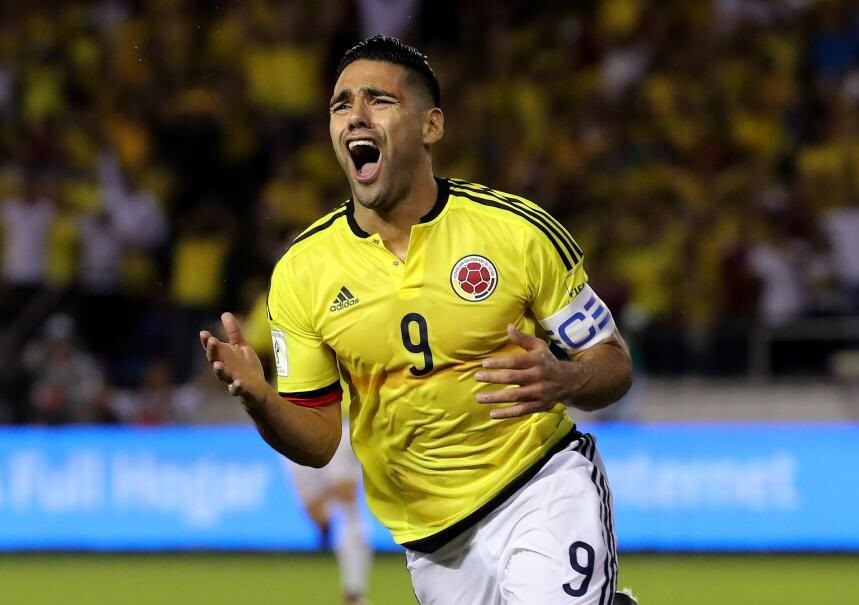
[337,35,441,108]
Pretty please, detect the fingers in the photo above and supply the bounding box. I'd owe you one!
[221,312,246,346]
[212,360,231,382]
[477,383,544,404]
[475,368,529,385]
[202,321,252,400]
[212,361,249,398]
[488,401,547,420]
[205,334,220,362]
[482,326,548,369]
[227,377,246,397]
[477,380,556,419]
[506,324,545,350]
[476,326,561,419]
[481,354,533,370]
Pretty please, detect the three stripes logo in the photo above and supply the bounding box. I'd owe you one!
[330,286,359,312]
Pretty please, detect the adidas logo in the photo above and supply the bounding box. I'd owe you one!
[330,286,359,312]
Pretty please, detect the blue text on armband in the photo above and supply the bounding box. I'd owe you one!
[558,295,611,348]
[539,285,615,353]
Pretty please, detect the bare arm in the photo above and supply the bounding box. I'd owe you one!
[200,312,342,467]
[475,324,633,419]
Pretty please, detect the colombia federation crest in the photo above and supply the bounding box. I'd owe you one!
[450,255,498,301]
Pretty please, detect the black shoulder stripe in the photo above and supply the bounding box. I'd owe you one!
[452,187,574,271]
[505,196,583,259]
[452,184,576,268]
[457,180,582,259]
[451,182,582,264]
[292,208,348,245]
[450,185,580,269]
[466,182,583,261]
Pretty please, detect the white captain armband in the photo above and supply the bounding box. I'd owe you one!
[538,284,616,353]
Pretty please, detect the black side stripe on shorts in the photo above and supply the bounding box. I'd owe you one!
[597,440,617,605]
[573,434,612,605]
[596,468,617,605]
[599,470,618,598]
[576,435,615,605]
[449,180,583,264]
[572,434,617,605]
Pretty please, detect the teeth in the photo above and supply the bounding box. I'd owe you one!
[348,140,377,151]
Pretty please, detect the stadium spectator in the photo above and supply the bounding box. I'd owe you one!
[0,170,55,327]
[821,196,859,312]
[76,207,123,351]
[75,151,169,374]
[111,358,201,425]
[169,201,234,383]
[22,313,112,424]
[746,192,814,327]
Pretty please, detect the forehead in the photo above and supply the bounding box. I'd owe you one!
[333,60,411,96]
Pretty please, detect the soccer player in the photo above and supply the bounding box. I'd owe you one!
[201,36,634,605]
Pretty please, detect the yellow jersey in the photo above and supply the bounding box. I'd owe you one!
[267,177,611,550]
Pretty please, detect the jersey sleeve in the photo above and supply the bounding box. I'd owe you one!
[525,222,617,354]
[267,257,342,407]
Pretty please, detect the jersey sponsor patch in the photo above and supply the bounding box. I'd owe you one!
[538,284,615,352]
[271,330,289,377]
[450,255,498,301]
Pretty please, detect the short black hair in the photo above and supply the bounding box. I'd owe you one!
[337,35,441,108]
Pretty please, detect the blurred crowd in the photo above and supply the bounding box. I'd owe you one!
[2,0,859,424]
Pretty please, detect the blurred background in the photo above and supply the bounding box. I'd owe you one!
[0,0,858,603]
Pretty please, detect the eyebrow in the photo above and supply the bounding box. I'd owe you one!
[329,86,401,108]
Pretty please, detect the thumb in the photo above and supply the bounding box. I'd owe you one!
[221,312,246,346]
[507,324,543,350]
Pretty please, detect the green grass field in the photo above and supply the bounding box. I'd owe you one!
[1,552,856,604]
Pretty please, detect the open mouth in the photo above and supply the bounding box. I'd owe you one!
[348,140,381,183]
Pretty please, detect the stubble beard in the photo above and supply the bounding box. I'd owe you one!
[350,171,408,214]
[351,182,386,211]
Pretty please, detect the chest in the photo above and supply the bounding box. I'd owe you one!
[308,223,528,372]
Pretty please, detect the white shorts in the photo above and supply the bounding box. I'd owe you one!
[406,433,617,605]
[288,422,362,503]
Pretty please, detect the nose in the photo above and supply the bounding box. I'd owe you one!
[347,98,372,130]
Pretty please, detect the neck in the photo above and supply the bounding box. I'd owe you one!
[353,172,438,242]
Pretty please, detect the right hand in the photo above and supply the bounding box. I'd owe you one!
[200,312,269,408]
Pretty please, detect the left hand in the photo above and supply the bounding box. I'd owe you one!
[200,312,269,408]
[475,324,579,419]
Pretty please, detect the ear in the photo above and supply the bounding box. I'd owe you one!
[422,107,444,146]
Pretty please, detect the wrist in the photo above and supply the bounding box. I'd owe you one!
[242,382,276,414]
[561,361,590,407]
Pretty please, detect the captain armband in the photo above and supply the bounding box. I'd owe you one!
[538,284,616,353]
